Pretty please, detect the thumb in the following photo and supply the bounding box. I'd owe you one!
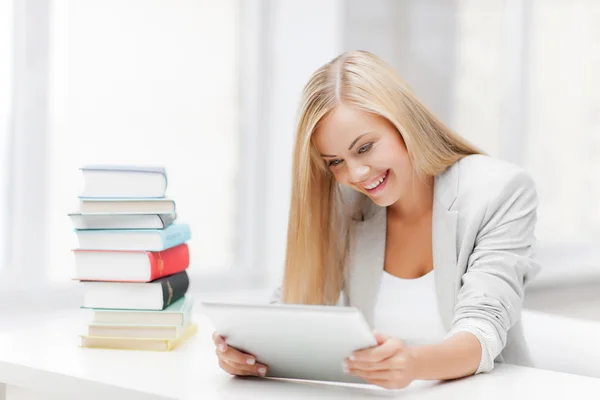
[373,330,390,345]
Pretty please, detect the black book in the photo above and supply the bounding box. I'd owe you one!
[82,271,190,311]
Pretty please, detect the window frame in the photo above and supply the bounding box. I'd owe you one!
[187,0,272,293]
[0,0,14,279]
[0,0,52,295]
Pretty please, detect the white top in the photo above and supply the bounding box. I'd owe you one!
[373,270,447,346]
[1,309,600,399]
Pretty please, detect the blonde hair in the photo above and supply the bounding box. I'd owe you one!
[281,50,482,304]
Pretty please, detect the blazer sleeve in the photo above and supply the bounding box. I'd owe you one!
[445,169,541,374]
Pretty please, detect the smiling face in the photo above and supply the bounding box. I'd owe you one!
[313,104,414,207]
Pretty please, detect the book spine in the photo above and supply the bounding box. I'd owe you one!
[158,214,167,228]
[181,298,194,326]
[163,170,168,194]
[160,224,191,250]
[147,244,190,281]
[148,252,158,280]
[158,212,177,228]
[159,271,190,309]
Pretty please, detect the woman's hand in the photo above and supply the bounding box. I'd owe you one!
[344,332,417,389]
[212,332,268,377]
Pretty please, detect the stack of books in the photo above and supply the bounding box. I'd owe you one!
[69,165,197,351]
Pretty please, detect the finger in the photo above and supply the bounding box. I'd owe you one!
[212,332,228,352]
[367,378,407,390]
[373,331,390,345]
[220,358,269,377]
[348,365,400,382]
[214,346,257,366]
[219,359,256,376]
[223,360,267,376]
[352,338,404,363]
[233,360,268,377]
[347,355,403,372]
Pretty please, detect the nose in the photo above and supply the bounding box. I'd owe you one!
[348,164,371,184]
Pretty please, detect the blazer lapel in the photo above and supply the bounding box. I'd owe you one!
[346,203,386,327]
[432,163,460,331]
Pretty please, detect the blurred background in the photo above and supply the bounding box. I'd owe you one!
[0,0,599,323]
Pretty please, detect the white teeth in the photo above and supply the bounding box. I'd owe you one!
[364,173,386,190]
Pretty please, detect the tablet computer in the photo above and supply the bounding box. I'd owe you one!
[201,302,378,384]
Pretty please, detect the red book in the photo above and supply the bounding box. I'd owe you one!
[73,244,190,282]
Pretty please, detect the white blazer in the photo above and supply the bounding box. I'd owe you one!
[273,154,541,374]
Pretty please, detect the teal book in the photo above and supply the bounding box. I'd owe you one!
[89,295,194,326]
[75,223,191,251]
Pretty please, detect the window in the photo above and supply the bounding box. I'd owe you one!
[47,0,240,281]
[525,0,600,243]
[0,0,13,273]
[453,0,600,247]
[452,0,505,157]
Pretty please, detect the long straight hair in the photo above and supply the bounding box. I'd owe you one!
[281,50,482,304]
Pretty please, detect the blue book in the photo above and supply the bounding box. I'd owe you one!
[75,223,191,251]
[79,165,168,199]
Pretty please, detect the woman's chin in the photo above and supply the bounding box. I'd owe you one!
[368,194,398,208]
[346,185,398,207]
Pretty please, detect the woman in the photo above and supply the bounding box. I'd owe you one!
[212,50,540,389]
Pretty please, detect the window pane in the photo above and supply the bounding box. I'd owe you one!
[526,0,600,244]
[48,0,239,281]
[454,0,600,246]
[0,0,13,272]
[452,0,505,157]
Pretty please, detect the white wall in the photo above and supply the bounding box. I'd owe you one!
[344,0,458,125]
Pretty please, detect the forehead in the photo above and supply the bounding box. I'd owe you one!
[312,105,388,150]
[313,105,376,148]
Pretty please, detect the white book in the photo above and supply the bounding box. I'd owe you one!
[87,322,189,339]
[68,212,176,230]
[75,250,152,281]
[79,198,176,214]
[80,165,168,198]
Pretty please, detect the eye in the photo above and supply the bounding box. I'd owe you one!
[328,159,343,167]
[358,143,373,154]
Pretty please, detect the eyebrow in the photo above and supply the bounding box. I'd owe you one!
[320,132,372,158]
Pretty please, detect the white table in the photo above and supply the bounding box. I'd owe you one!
[1,310,600,400]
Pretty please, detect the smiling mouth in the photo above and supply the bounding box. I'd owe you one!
[362,169,389,192]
